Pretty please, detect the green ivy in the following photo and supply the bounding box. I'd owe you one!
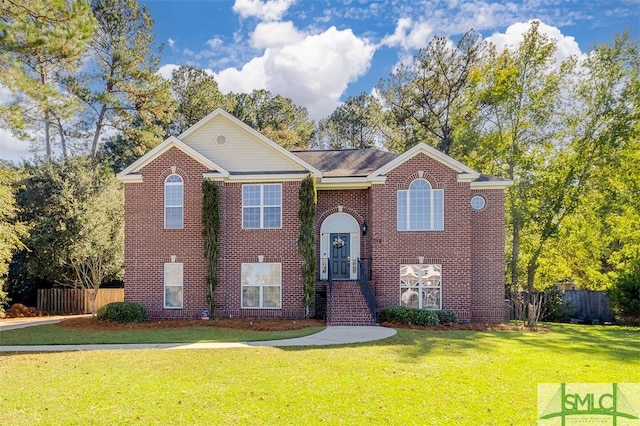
[298,174,317,317]
[202,180,220,315]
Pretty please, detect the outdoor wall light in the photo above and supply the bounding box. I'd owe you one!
[361,221,368,236]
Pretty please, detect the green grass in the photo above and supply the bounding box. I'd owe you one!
[1,324,639,425]
[0,323,325,345]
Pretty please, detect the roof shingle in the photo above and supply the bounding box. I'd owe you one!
[292,149,398,177]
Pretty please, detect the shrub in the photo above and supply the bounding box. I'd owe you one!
[97,302,147,323]
[434,310,458,324]
[541,285,575,322]
[380,306,439,326]
[608,257,640,323]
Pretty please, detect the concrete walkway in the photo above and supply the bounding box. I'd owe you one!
[0,315,89,331]
[0,316,397,352]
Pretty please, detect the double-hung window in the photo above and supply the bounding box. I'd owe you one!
[242,184,281,229]
[164,262,184,309]
[164,174,183,229]
[241,263,282,308]
[400,264,442,310]
[397,179,444,231]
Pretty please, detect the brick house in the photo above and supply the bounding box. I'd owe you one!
[117,109,512,324]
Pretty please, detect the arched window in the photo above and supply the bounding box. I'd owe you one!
[397,179,444,230]
[164,174,183,229]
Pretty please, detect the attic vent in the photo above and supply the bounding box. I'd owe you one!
[470,195,486,211]
[216,134,227,146]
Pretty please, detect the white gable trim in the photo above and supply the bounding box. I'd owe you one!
[368,143,480,182]
[179,108,322,178]
[116,136,229,183]
[470,180,514,190]
[316,177,372,190]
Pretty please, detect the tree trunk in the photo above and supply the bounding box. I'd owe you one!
[526,248,542,292]
[57,118,67,159]
[91,104,108,157]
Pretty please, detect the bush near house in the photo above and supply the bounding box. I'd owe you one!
[380,306,458,326]
[97,302,147,323]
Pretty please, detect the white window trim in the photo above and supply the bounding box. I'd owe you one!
[164,174,183,229]
[242,183,282,229]
[241,262,282,309]
[164,262,184,309]
[399,263,442,310]
[397,179,444,231]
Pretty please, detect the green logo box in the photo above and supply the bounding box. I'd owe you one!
[538,383,640,425]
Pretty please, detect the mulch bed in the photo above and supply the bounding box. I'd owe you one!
[380,320,551,332]
[3,303,50,318]
[3,304,548,332]
[54,316,547,332]
[56,316,326,331]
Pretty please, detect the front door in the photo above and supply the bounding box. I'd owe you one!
[330,233,350,279]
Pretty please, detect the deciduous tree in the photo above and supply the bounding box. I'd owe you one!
[17,157,123,296]
[455,21,565,292]
[0,162,28,312]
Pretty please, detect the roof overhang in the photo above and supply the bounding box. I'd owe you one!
[117,136,229,182]
[470,180,514,190]
[316,177,373,190]
[207,171,312,183]
[369,143,480,183]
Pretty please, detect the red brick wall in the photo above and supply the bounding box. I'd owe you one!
[470,189,507,322]
[124,147,209,318]
[124,148,507,322]
[368,153,474,320]
[213,180,305,319]
[124,148,306,319]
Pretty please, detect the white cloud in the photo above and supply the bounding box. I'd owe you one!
[487,20,584,64]
[232,0,295,21]
[0,128,32,164]
[214,26,375,119]
[214,57,268,94]
[206,37,223,49]
[158,64,180,80]
[250,21,304,49]
[382,18,435,50]
[168,38,176,49]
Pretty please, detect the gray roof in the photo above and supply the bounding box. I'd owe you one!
[475,174,511,183]
[292,149,398,177]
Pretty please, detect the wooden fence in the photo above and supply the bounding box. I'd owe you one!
[37,288,125,314]
[563,290,614,323]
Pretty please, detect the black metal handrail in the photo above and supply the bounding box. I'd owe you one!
[327,260,333,324]
[357,258,378,323]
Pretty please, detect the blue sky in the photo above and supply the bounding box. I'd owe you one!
[1,0,638,161]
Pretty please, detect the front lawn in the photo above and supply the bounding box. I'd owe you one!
[1,324,638,425]
[0,319,324,345]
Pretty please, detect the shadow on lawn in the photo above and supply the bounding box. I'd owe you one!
[376,324,640,363]
[280,324,640,364]
[500,324,640,362]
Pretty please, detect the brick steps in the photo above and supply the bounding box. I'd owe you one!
[327,280,376,326]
